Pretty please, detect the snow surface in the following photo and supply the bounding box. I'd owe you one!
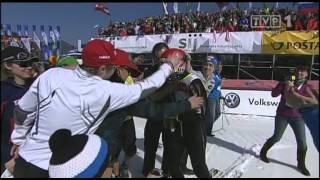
[118,114,319,178]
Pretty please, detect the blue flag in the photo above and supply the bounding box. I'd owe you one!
[54,26,61,56]
[24,25,29,37]
[7,24,12,36]
[17,24,22,37]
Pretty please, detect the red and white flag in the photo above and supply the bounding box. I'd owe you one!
[95,3,110,15]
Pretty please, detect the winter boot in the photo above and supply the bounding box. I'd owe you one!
[297,149,310,176]
[260,140,274,163]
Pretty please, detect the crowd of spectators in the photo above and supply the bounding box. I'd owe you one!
[99,7,319,37]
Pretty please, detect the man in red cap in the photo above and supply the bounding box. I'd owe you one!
[9,39,185,178]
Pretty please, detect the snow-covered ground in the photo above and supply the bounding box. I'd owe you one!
[120,114,319,178]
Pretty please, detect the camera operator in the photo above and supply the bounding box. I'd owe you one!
[260,66,317,176]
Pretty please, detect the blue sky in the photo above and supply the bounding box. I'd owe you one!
[2,2,295,46]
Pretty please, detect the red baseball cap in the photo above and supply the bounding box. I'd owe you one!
[114,49,140,73]
[81,39,117,67]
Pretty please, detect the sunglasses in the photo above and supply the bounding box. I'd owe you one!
[10,59,38,68]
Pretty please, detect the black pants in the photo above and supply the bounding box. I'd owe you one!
[114,118,137,158]
[166,116,210,178]
[264,116,307,156]
[13,156,48,178]
[142,119,167,176]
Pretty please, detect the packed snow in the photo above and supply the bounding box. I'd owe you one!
[118,113,319,178]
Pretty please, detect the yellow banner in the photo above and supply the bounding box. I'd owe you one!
[262,31,319,55]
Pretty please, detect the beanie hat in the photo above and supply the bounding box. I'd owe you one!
[48,129,109,178]
[205,55,220,65]
[81,39,117,67]
[56,56,78,67]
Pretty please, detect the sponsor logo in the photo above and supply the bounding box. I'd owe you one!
[248,98,279,106]
[224,93,240,108]
[98,55,110,59]
[271,41,319,51]
[271,42,284,50]
[250,15,281,28]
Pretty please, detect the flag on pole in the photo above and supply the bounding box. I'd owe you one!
[24,25,29,37]
[216,2,229,11]
[275,2,279,9]
[186,2,192,13]
[173,2,179,14]
[17,25,22,37]
[40,25,49,61]
[263,2,269,13]
[236,2,240,9]
[21,37,31,53]
[48,26,56,56]
[40,25,48,47]
[1,24,4,36]
[162,2,168,15]
[54,26,61,56]
[7,24,12,36]
[297,2,318,16]
[197,2,201,12]
[49,26,56,44]
[32,25,41,49]
[95,3,110,15]
[249,2,252,9]
[53,26,61,41]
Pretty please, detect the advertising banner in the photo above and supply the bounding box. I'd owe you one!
[98,32,262,54]
[221,89,280,117]
[262,31,319,55]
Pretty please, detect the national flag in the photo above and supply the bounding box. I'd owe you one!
[297,2,319,16]
[40,25,49,61]
[53,26,61,41]
[95,3,110,15]
[32,25,41,49]
[7,24,12,36]
[197,2,201,12]
[49,26,56,44]
[21,37,31,53]
[162,2,168,15]
[173,2,179,14]
[17,25,22,37]
[54,26,61,57]
[1,24,4,36]
[186,2,192,13]
[40,25,48,47]
[24,25,29,37]
[236,2,240,9]
[48,26,56,54]
[263,2,269,13]
[216,2,229,11]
